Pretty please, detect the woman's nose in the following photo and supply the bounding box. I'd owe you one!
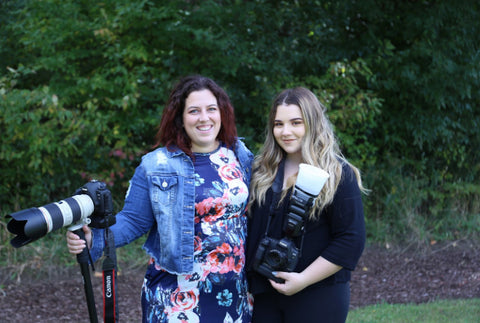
[281,124,292,134]
[199,109,209,121]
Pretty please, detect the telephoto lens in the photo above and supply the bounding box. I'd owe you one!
[6,194,94,248]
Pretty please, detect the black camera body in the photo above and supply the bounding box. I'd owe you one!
[75,180,115,229]
[253,186,316,283]
[253,236,300,283]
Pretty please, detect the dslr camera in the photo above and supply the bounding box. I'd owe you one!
[253,164,329,283]
[6,180,115,248]
[252,186,315,283]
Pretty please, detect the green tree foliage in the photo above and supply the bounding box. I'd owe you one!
[1,0,478,244]
[366,1,480,182]
[319,0,480,242]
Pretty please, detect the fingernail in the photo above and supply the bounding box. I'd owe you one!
[272,271,277,276]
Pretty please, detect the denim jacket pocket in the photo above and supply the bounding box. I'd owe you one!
[150,175,179,207]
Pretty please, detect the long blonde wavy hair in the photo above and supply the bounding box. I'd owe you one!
[249,87,366,220]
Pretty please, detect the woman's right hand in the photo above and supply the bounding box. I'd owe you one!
[66,225,92,254]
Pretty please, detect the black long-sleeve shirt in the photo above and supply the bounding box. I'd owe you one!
[246,161,366,295]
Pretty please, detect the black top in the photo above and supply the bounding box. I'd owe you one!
[246,160,366,295]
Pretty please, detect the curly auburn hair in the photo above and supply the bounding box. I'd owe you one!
[154,75,237,158]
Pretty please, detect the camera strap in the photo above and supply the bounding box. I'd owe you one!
[297,225,306,258]
[102,228,118,323]
[263,160,284,236]
[263,190,282,237]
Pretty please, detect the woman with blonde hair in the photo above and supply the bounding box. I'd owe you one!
[246,87,366,322]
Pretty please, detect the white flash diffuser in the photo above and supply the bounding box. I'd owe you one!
[295,163,330,196]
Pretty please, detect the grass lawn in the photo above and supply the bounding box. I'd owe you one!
[347,298,480,323]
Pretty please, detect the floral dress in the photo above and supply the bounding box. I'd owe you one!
[141,145,253,323]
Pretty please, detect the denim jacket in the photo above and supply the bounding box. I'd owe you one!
[90,139,253,274]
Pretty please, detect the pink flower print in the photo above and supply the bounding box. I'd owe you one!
[170,288,199,313]
[219,164,241,182]
[196,196,226,222]
[206,242,245,274]
[232,244,245,273]
[206,243,232,274]
[193,235,202,252]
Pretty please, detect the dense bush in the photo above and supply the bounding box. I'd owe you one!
[1,0,478,246]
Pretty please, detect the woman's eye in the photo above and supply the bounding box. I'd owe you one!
[292,119,304,126]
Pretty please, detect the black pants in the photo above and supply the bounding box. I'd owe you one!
[252,282,350,323]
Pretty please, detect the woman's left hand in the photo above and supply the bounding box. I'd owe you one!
[269,271,307,296]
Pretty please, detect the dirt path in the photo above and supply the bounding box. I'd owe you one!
[1,241,479,322]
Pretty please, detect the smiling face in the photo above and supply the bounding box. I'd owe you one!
[273,104,305,160]
[182,89,221,153]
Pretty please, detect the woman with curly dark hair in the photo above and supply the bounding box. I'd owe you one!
[67,75,253,322]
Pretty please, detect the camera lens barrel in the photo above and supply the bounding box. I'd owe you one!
[6,194,94,248]
[265,249,286,268]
